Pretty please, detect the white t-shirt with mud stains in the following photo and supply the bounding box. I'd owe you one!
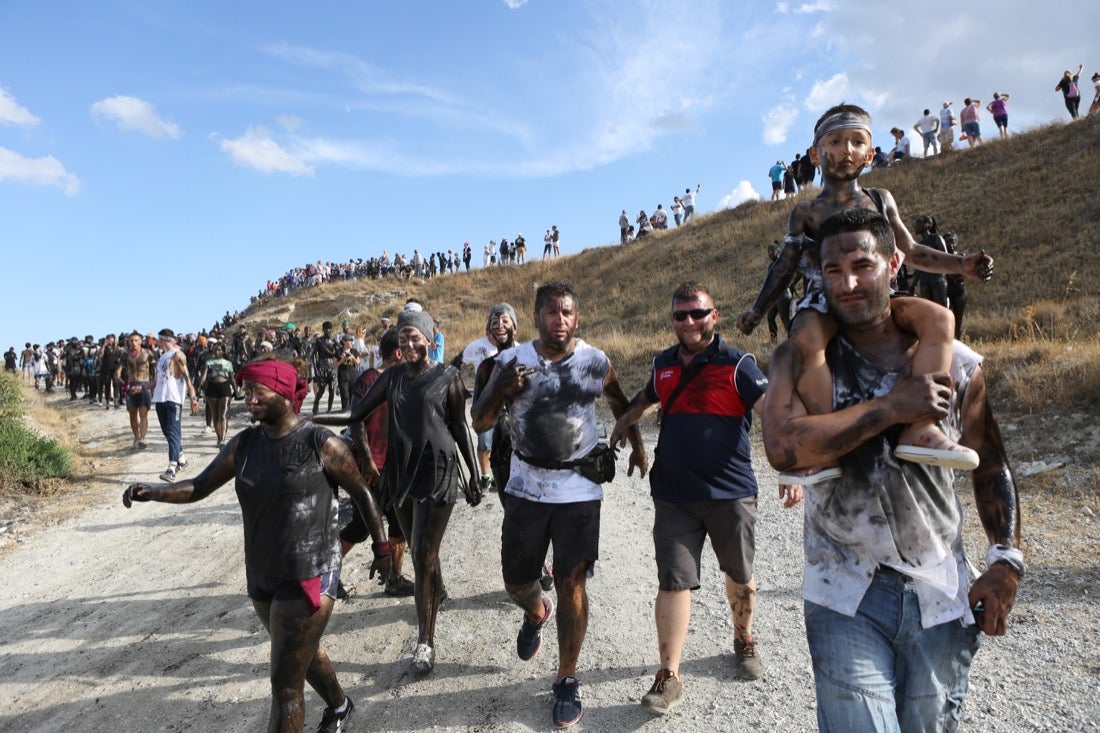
[803,339,983,628]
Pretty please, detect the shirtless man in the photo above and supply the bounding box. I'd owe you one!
[124,332,156,450]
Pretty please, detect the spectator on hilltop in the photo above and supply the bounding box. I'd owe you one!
[681,185,700,223]
[938,101,957,152]
[619,210,630,244]
[987,93,1012,139]
[1055,64,1084,119]
[543,229,553,259]
[652,204,668,230]
[913,108,940,156]
[670,196,683,226]
[783,162,798,199]
[960,98,983,147]
[551,226,561,257]
[636,210,650,238]
[888,127,910,164]
[769,161,786,202]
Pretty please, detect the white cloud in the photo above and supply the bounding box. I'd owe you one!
[90,95,182,139]
[805,73,852,111]
[716,180,761,210]
[0,88,39,127]
[503,0,528,7]
[217,126,314,176]
[0,147,80,196]
[762,103,800,145]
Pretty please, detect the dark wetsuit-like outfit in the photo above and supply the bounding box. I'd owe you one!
[381,362,464,508]
[235,422,341,602]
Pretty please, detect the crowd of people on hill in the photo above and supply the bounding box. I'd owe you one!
[617,185,702,242]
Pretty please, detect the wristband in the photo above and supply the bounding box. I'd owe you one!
[986,544,1026,578]
[372,541,395,557]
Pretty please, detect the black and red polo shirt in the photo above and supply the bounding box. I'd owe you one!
[644,334,767,502]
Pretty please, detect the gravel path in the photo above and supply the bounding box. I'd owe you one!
[0,392,1096,731]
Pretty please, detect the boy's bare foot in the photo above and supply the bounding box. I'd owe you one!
[895,422,979,470]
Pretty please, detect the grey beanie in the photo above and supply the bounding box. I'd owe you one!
[487,302,517,329]
[397,310,435,342]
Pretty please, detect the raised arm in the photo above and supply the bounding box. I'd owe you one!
[881,189,993,280]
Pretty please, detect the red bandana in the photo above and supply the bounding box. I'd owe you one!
[236,360,309,414]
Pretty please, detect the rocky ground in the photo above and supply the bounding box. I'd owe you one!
[0,389,1097,732]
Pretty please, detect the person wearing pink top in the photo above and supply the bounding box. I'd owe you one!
[959,98,983,147]
[986,92,1011,139]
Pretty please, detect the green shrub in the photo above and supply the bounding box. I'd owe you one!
[0,420,73,482]
[0,372,74,483]
[0,371,23,421]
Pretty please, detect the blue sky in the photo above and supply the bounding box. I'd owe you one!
[2,0,1096,348]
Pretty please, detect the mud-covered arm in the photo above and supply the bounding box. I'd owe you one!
[738,235,803,334]
[312,368,391,427]
[761,340,952,471]
[882,189,993,280]
[959,366,1023,636]
[320,434,392,580]
[122,437,238,506]
[603,362,647,477]
[447,373,482,505]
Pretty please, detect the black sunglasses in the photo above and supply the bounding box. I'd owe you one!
[672,308,714,322]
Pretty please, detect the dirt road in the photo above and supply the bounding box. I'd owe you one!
[0,391,1095,731]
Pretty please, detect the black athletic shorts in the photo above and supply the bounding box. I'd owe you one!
[501,494,600,586]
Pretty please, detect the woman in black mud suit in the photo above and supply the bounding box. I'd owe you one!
[123,355,393,733]
[315,308,482,675]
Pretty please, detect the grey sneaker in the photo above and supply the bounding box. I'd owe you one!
[176,458,189,471]
[641,668,683,714]
[734,636,764,680]
[159,466,176,482]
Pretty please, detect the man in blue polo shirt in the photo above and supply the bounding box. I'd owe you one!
[611,281,802,715]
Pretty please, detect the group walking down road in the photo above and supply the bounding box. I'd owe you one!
[0,353,1095,731]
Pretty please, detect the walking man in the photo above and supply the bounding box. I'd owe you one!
[125,332,156,450]
[610,282,801,714]
[472,282,646,729]
[762,209,1024,731]
[151,328,200,481]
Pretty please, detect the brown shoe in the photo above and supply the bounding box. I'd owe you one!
[734,636,764,680]
[640,668,683,714]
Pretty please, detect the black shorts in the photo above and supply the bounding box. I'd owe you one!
[501,494,600,586]
[127,383,152,409]
[205,380,233,398]
[771,181,782,191]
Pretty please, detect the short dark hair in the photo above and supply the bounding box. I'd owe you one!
[817,209,896,258]
[379,327,399,361]
[534,281,576,313]
[671,281,712,305]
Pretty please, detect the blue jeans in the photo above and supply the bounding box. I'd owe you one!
[804,568,980,733]
[155,401,182,463]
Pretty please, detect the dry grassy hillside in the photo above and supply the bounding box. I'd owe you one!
[242,114,1100,417]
